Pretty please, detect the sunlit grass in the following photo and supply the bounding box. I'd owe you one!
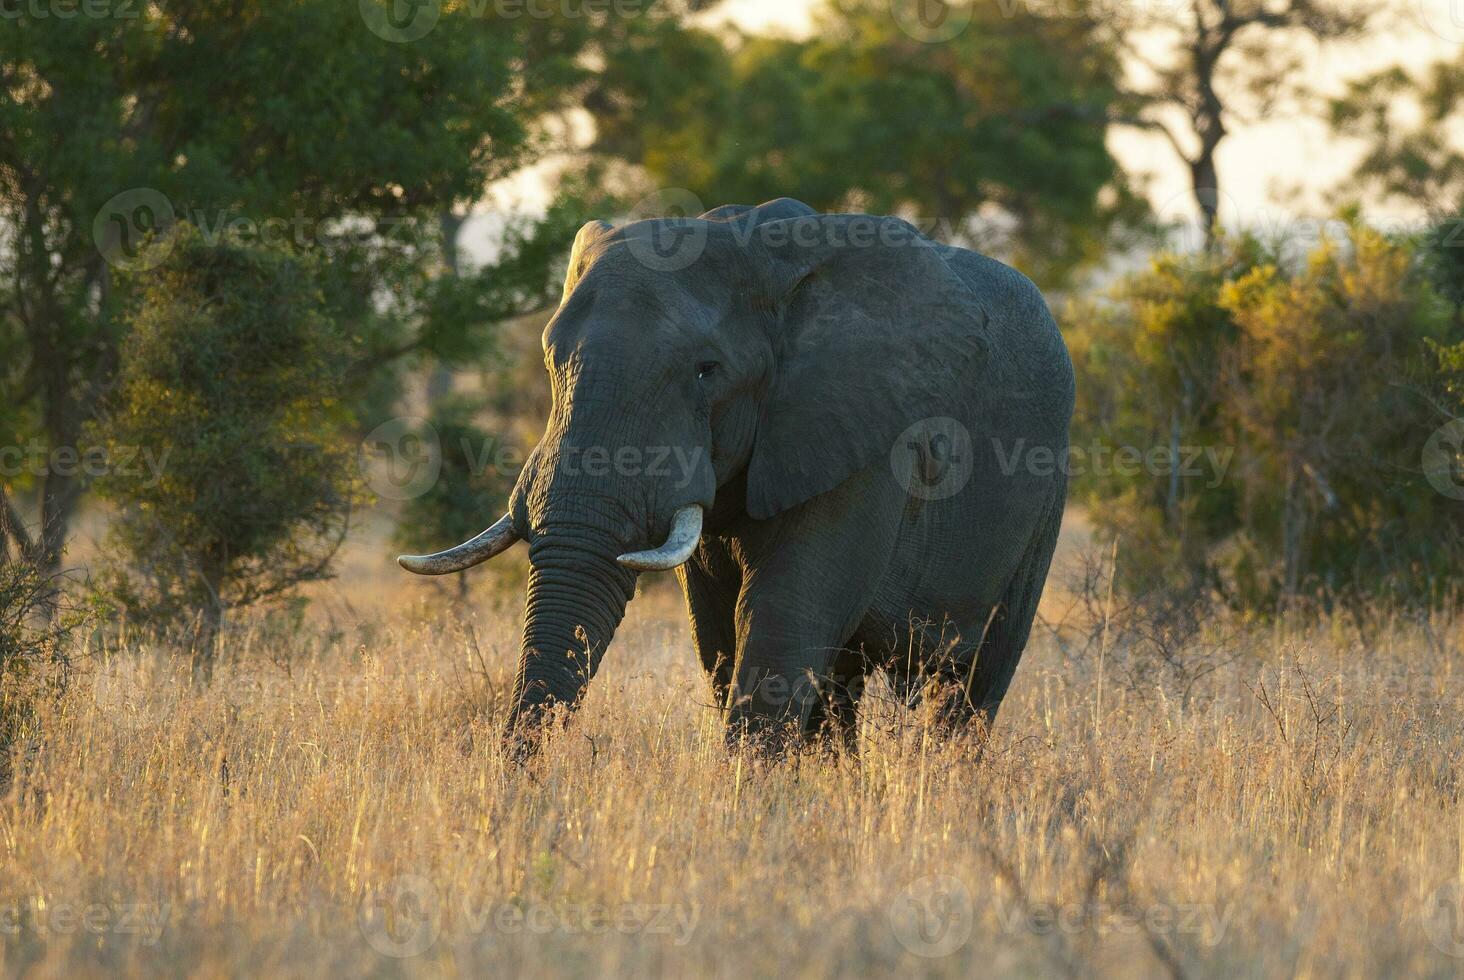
[2,558,1463,976]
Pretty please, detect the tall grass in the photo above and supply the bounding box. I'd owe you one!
[2,574,1463,977]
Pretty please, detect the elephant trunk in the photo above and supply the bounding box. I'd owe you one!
[509,530,637,733]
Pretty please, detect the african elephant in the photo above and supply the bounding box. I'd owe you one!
[398,198,1072,749]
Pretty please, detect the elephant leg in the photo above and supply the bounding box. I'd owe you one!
[956,481,1067,732]
[803,645,868,754]
[726,468,903,750]
[677,541,743,710]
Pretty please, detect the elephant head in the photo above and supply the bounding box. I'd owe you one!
[398,198,988,735]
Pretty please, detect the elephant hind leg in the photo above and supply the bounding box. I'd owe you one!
[960,481,1067,730]
[802,646,868,754]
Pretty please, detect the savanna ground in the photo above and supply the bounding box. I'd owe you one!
[3,512,1464,978]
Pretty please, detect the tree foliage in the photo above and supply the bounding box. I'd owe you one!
[92,230,361,675]
[0,0,600,573]
[1069,223,1464,610]
[1109,0,1368,246]
[1330,61,1464,207]
[588,0,1138,284]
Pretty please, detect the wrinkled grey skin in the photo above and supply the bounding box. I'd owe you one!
[501,198,1072,748]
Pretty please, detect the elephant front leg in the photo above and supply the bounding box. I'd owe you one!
[724,468,903,750]
[676,543,742,711]
[724,627,838,749]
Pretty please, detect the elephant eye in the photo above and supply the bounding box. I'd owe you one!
[697,361,720,380]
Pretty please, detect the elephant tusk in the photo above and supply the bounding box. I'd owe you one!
[617,505,703,571]
[398,513,519,575]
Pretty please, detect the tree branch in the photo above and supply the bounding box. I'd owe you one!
[0,490,37,562]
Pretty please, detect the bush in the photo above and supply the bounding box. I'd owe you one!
[0,559,92,777]
[1068,221,1464,611]
[92,228,363,680]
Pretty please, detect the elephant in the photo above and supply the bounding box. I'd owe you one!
[398,197,1073,750]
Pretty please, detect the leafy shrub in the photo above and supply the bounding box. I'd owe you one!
[92,228,363,680]
[0,559,93,776]
[1068,221,1464,611]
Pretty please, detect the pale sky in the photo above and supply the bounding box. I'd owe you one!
[467,0,1464,262]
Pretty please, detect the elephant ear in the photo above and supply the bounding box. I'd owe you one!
[560,220,613,303]
[744,214,991,520]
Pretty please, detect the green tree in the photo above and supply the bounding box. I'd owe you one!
[588,0,1140,285]
[92,231,360,680]
[1069,224,1463,610]
[1329,61,1464,208]
[1110,0,1368,249]
[0,0,600,579]
[1066,241,1263,597]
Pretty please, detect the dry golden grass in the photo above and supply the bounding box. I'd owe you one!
[3,543,1464,978]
